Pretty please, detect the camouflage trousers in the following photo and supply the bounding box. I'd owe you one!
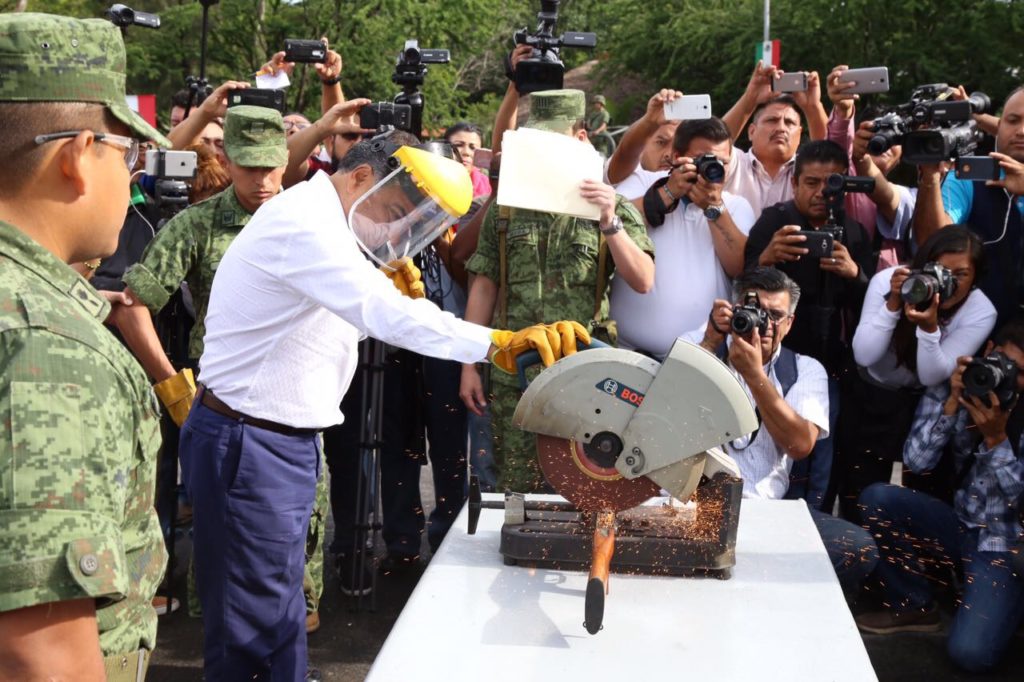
[188,448,328,617]
[490,371,548,493]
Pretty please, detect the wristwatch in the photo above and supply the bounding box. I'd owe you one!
[704,204,725,221]
[600,214,624,236]
[321,75,342,86]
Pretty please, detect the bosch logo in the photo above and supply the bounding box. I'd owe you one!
[602,379,619,395]
[595,378,646,407]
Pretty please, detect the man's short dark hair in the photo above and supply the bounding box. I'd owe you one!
[171,89,191,110]
[750,95,799,124]
[734,266,802,312]
[795,140,848,179]
[993,317,1024,352]
[673,116,730,156]
[335,130,420,178]
[0,102,116,197]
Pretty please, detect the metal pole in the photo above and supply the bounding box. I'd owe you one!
[763,0,770,43]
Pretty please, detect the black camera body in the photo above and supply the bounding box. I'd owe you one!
[227,88,286,113]
[823,173,874,234]
[731,291,770,337]
[869,84,989,163]
[512,1,597,95]
[695,153,726,184]
[963,351,1019,408]
[360,102,413,133]
[900,262,957,309]
[284,39,327,63]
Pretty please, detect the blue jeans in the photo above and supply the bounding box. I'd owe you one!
[181,400,318,682]
[859,483,1024,672]
[467,406,497,492]
[808,505,878,596]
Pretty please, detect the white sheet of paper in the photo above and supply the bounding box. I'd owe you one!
[255,71,290,90]
[496,128,603,221]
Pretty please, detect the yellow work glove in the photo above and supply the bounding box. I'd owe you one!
[489,321,591,374]
[382,257,425,299]
[153,368,197,427]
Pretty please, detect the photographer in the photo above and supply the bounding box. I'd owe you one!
[605,88,682,198]
[720,63,829,212]
[857,319,1024,672]
[826,64,915,267]
[614,116,755,359]
[691,267,877,596]
[912,86,1024,325]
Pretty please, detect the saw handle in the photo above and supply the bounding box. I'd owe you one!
[583,511,616,635]
[516,339,608,390]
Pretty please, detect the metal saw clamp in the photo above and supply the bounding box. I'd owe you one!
[508,338,758,633]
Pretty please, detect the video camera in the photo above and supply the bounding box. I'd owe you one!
[963,350,1019,409]
[822,173,875,239]
[731,291,770,338]
[362,39,449,139]
[512,0,597,95]
[899,262,957,310]
[106,4,160,29]
[868,84,990,164]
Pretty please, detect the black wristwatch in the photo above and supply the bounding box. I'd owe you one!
[600,215,624,236]
[704,204,725,221]
[321,75,342,86]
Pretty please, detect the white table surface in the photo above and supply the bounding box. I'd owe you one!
[367,496,877,682]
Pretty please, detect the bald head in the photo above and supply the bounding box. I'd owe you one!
[997,87,1024,163]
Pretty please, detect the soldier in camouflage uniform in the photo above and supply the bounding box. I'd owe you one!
[118,107,328,628]
[462,90,655,493]
[0,13,170,681]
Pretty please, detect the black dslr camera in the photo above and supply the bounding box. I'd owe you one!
[731,291,770,337]
[900,262,957,310]
[695,153,726,184]
[512,1,597,95]
[868,84,989,163]
[963,351,1019,408]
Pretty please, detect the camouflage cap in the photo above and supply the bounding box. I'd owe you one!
[223,105,288,168]
[527,89,586,133]
[0,13,170,146]
[592,94,606,105]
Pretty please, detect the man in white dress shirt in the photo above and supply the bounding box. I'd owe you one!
[182,137,589,681]
[688,266,877,596]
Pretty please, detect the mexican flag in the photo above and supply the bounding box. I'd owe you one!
[756,40,780,68]
[125,94,158,127]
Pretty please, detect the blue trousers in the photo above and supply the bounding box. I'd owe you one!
[181,401,318,682]
[808,505,878,596]
[859,483,1024,672]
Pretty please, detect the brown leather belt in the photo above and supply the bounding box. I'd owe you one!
[198,385,317,436]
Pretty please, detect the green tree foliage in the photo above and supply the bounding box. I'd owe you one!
[7,0,1023,132]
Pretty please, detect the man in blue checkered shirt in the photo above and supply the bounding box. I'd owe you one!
[856,318,1024,672]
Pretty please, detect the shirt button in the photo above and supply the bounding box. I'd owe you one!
[79,554,99,575]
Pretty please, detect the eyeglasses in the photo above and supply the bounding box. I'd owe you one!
[764,307,792,323]
[34,130,140,170]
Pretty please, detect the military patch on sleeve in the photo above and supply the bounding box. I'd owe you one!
[221,211,236,226]
[68,279,105,318]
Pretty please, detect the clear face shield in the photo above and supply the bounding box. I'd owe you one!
[346,145,471,271]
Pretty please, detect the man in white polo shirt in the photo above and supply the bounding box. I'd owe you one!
[182,136,589,681]
[614,117,756,359]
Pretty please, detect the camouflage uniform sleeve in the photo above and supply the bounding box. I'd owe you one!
[122,206,200,313]
[615,194,654,256]
[465,201,500,282]
[0,328,155,617]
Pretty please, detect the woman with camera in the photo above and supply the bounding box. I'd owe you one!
[830,226,996,518]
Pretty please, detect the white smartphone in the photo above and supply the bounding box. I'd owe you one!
[837,66,890,95]
[664,94,712,121]
[145,149,198,179]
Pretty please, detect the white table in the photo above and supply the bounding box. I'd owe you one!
[367,496,877,682]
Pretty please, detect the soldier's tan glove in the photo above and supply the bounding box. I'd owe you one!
[489,321,591,374]
[153,368,197,427]
[381,257,425,299]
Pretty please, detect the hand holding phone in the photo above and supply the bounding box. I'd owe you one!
[796,230,834,258]
[772,72,808,94]
[663,94,712,121]
[836,67,889,95]
[956,155,1000,181]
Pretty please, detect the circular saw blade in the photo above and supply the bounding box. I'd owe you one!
[538,435,660,511]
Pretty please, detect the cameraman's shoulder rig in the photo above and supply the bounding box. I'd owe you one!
[495,205,617,345]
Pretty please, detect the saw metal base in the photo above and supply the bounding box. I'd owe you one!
[499,473,743,578]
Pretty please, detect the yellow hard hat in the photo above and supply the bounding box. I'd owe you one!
[392,145,473,219]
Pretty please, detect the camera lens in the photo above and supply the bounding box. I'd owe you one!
[900,274,937,306]
[731,309,755,335]
[697,155,725,184]
[963,362,999,397]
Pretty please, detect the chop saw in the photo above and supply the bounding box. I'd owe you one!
[487,338,757,634]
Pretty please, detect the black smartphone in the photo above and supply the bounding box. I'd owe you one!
[227,88,286,113]
[796,230,834,259]
[284,39,327,64]
[955,156,1000,181]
